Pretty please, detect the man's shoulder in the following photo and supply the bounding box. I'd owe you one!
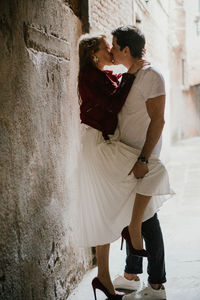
[133,65,165,98]
[140,65,164,81]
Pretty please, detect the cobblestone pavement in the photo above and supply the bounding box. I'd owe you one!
[68,138,200,300]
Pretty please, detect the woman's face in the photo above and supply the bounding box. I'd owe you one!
[93,38,113,67]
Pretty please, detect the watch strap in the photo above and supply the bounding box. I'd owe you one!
[137,156,149,164]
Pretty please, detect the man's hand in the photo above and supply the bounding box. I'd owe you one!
[128,161,149,178]
[128,59,150,75]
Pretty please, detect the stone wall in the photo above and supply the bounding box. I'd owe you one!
[0,1,93,299]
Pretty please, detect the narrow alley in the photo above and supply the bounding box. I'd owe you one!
[1,1,200,298]
[68,137,200,300]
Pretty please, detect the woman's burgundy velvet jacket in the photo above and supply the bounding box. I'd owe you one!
[78,66,135,140]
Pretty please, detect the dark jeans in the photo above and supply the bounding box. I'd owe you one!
[125,213,166,284]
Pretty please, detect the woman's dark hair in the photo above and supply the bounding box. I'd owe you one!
[78,33,106,72]
[78,33,106,104]
[111,25,145,59]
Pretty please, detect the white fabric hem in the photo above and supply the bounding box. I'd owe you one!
[76,127,174,247]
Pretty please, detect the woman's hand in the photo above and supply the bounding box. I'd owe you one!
[128,59,150,75]
[128,161,149,178]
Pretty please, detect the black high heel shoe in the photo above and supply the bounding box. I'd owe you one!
[92,277,124,300]
[121,226,150,257]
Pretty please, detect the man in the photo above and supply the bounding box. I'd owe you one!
[110,26,167,299]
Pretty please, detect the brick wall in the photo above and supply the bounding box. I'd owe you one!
[89,0,133,34]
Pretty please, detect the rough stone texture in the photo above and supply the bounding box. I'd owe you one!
[64,0,89,33]
[0,1,93,299]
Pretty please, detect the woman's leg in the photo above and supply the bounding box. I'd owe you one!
[129,193,151,250]
[96,244,115,294]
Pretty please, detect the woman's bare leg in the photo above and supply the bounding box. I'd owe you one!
[96,244,115,294]
[129,193,151,249]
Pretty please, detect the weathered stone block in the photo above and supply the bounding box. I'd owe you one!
[24,24,70,60]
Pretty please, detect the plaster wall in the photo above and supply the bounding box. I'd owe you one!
[169,0,200,141]
[185,0,200,86]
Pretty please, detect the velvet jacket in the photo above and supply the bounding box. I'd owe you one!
[78,65,135,140]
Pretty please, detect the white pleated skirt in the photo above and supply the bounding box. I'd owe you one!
[76,126,174,247]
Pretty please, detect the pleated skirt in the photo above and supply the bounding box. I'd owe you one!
[76,126,174,247]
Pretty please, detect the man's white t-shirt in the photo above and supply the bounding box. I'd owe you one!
[118,66,165,158]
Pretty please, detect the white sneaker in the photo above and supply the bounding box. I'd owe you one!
[122,284,166,299]
[113,275,141,291]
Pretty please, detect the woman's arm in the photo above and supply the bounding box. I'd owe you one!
[82,68,135,114]
[79,67,135,139]
[106,72,135,114]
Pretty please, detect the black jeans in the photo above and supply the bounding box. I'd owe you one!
[125,213,166,284]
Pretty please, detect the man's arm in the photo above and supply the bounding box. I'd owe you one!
[140,95,165,158]
[129,95,165,178]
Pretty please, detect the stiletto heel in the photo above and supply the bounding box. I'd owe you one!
[121,226,150,258]
[92,286,97,300]
[120,237,124,250]
[92,277,124,300]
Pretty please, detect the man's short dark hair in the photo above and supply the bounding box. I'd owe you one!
[111,25,145,59]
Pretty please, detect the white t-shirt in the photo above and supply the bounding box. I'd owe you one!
[118,66,165,158]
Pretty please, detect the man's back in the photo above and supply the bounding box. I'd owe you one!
[118,66,165,158]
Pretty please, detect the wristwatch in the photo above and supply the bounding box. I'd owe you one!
[137,156,149,164]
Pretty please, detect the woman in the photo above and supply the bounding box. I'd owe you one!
[76,34,173,300]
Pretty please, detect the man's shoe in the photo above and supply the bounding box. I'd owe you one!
[113,275,141,291]
[122,284,166,299]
